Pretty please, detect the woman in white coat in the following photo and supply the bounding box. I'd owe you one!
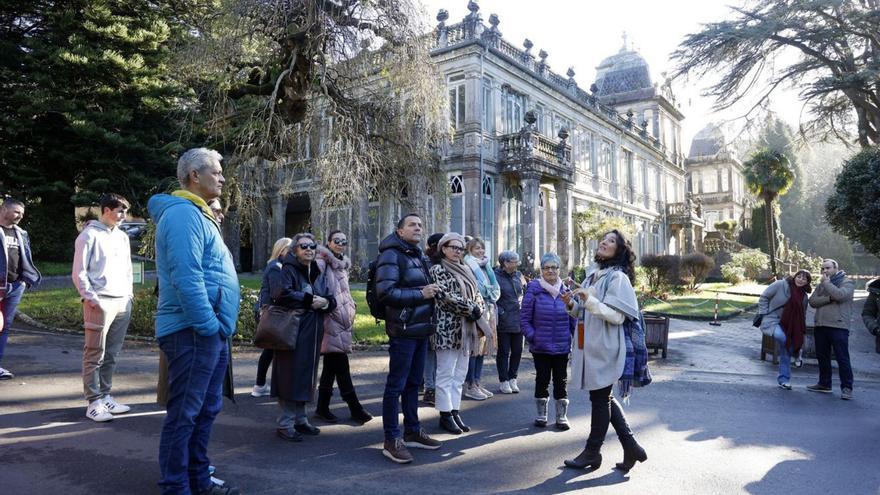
[564,230,647,473]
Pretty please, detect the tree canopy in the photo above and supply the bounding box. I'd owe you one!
[672,0,880,147]
[826,146,880,256]
[743,148,794,275]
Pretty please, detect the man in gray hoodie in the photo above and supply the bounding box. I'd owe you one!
[72,193,134,422]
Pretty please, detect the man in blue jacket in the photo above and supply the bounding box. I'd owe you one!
[0,198,41,380]
[148,148,240,495]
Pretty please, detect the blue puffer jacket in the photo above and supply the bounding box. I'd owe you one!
[520,279,575,355]
[147,194,240,339]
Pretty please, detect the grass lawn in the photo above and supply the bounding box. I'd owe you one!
[36,259,156,277]
[20,277,388,345]
[641,290,758,319]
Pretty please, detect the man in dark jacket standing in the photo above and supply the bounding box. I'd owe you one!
[808,259,855,400]
[376,213,442,464]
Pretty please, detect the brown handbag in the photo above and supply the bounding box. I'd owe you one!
[254,305,305,350]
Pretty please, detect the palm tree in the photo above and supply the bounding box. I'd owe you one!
[743,149,794,277]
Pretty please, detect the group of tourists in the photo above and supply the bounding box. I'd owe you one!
[0,145,872,495]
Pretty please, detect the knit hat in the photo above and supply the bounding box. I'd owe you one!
[437,232,465,249]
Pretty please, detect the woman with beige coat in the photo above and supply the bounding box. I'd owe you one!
[564,230,647,473]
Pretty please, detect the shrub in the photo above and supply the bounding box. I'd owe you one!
[640,254,680,293]
[720,262,746,285]
[729,248,769,280]
[680,253,715,291]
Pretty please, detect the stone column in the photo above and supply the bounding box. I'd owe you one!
[463,169,481,238]
[554,182,573,271]
[308,187,324,238]
[520,173,541,269]
[221,209,241,271]
[269,190,286,243]
[251,198,271,271]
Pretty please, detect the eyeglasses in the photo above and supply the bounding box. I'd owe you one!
[542,265,559,271]
[298,243,318,250]
[446,245,465,253]
[332,239,348,246]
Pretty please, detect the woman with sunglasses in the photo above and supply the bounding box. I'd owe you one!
[268,232,337,442]
[564,230,645,472]
[251,237,293,398]
[313,230,373,424]
[520,253,576,430]
[428,233,488,434]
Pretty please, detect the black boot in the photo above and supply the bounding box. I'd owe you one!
[609,397,647,471]
[314,387,339,423]
[439,412,462,434]
[564,443,602,469]
[342,391,373,424]
[451,409,470,432]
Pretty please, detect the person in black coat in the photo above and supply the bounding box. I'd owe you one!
[494,250,526,394]
[268,233,337,442]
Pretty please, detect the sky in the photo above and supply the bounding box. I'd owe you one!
[420,0,804,152]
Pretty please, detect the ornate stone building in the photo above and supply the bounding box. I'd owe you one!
[242,2,706,272]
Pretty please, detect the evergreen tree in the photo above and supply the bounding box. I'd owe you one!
[743,149,794,276]
[0,1,194,260]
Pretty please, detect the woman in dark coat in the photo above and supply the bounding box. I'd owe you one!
[268,232,337,442]
[494,250,525,394]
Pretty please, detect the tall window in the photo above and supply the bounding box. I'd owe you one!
[503,87,525,133]
[633,157,645,195]
[721,167,729,191]
[505,185,523,255]
[576,129,592,172]
[598,139,613,180]
[535,104,548,136]
[481,77,494,133]
[537,190,546,253]
[448,74,466,131]
[646,165,656,198]
[702,169,717,193]
[449,174,464,234]
[620,149,632,194]
[481,176,494,254]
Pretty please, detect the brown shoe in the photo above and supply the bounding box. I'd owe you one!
[403,428,442,450]
[383,437,413,464]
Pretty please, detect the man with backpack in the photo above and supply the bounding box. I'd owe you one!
[372,213,442,464]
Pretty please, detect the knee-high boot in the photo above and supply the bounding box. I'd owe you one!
[342,390,373,424]
[315,387,339,423]
[610,397,647,472]
[564,394,610,469]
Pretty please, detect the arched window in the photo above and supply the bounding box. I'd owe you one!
[449,174,465,234]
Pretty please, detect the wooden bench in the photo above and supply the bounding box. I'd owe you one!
[643,315,670,359]
[761,326,832,363]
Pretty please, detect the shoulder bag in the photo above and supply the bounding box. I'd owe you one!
[254,305,305,350]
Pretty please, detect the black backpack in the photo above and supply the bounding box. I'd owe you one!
[365,258,386,321]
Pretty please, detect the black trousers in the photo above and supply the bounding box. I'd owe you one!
[586,384,634,449]
[496,333,523,381]
[319,352,355,395]
[255,349,273,386]
[532,352,568,400]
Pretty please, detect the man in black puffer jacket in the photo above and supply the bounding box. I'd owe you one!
[376,213,442,464]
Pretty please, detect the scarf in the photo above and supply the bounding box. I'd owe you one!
[171,190,219,229]
[830,270,846,287]
[440,257,484,349]
[538,276,562,299]
[779,279,807,353]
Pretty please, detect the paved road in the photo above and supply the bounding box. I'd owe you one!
[2,295,880,494]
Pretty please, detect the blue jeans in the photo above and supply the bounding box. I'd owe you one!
[382,336,427,441]
[772,325,791,385]
[0,281,25,364]
[424,348,436,389]
[158,329,228,495]
[814,326,854,390]
[466,355,484,385]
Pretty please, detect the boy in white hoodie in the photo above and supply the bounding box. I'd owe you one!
[72,193,134,422]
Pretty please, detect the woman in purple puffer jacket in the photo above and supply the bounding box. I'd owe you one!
[520,252,576,430]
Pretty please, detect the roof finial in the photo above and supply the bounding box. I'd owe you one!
[621,31,628,52]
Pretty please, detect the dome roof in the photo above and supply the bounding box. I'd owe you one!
[594,48,653,97]
[688,123,728,158]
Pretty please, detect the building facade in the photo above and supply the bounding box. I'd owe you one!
[242,2,706,273]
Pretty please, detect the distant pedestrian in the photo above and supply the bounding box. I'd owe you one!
[863,277,880,341]
[148,147,241,495]
[494,250,525,394]
[376,213,442,464]
[314,230,373,424]
[251,237,293,398]
[430,232,488,435]
[808,259,855,400]
[421,232,445,407]
[0,198,41,381]
[565,230,646,473]
[463,237,499,400]
[72,193,134,422]
[268,232,336,441]
[520,252,575,430]
[758,270,812,390]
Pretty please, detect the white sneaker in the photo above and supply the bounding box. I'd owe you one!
[499,381,513,394]
[464,384,487,401]
[251,383,271,397]
[509,378,520,393]
[0,367,13,380]
[87,400,113,422]
[103,395,131,414]
[477,383,494,398]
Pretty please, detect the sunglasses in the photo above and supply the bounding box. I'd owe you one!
[542,265,560,271]
[332,239,348,246]
[298,243,318,250]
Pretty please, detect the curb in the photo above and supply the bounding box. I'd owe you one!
[648,303,759,322]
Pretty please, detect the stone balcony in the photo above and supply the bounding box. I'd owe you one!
[665,201,705,228]
[497,128,573,182]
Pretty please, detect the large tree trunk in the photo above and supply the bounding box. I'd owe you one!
[764,195,777,277]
